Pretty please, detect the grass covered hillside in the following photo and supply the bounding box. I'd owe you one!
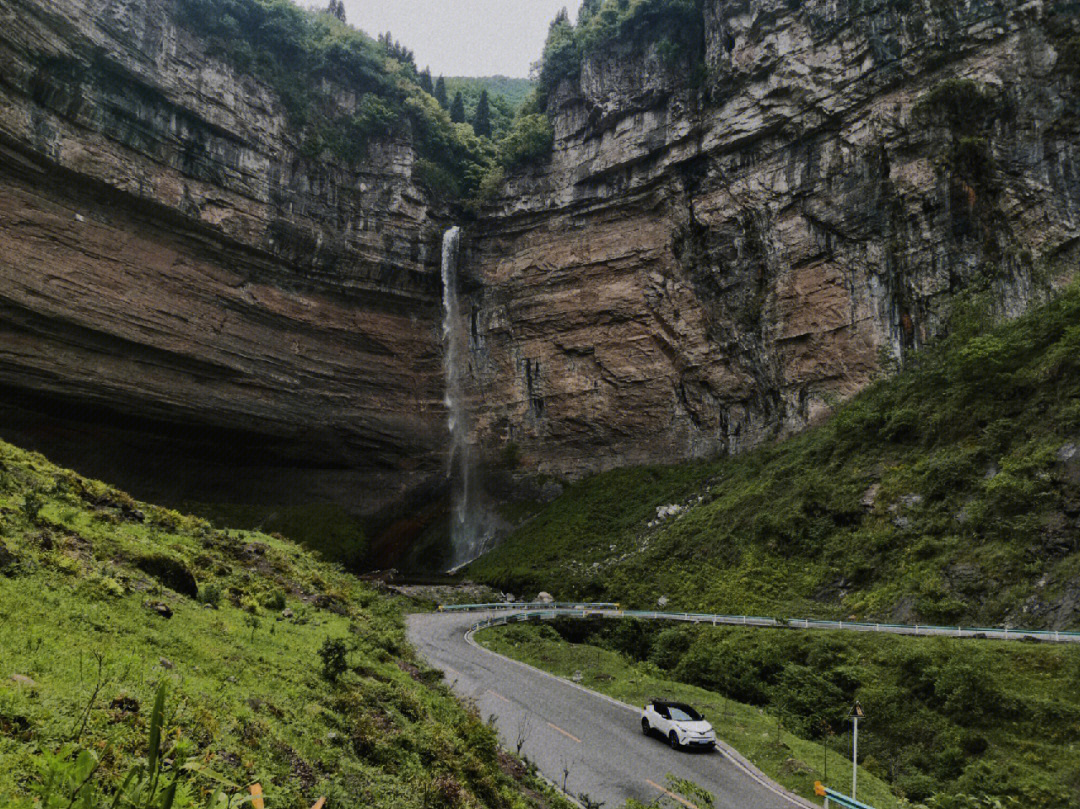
[470,283,1080,629]
[0,440,570,809]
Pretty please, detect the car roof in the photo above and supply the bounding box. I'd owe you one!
[649,699,697,710]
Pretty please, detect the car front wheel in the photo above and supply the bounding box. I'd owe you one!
[641,718,650,736]
[669,731,681,750]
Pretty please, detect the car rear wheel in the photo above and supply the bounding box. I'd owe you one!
[641,718,650,736]
[669,731,681,750]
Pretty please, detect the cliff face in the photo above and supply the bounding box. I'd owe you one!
[0,0,448,513]
[1,0,1078,550]
[467,0,1080,478]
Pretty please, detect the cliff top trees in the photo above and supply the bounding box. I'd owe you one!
[434,75,449,108]
[325,0,345,22]
[473,89,492,138]
[419,67,434,95]
[450,91,466,124]
[535,0,707,108]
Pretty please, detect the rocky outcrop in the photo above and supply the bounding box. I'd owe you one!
[466,0,1080,478]
[0,0,448,513]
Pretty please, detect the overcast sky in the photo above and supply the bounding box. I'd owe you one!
[341,0,584,78]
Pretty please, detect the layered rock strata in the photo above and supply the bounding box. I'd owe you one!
[467,0,1080,477]
[0,0,448,512]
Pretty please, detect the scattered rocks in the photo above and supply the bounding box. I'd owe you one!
[159,657,175,670]
[1057,443,1079,463]
[281,608,294,619]
[536,591,555,604]
[655,504,683,520]
[861,483,880,509]
[312,594,347,615]
[144,600,173,619]
[657,595,669,608]
[780,758,814,775]
[119,504,145,523]
[108,694,140,722]
[10,674,37,688]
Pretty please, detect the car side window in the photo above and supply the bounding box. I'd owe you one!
[657,706,669,719]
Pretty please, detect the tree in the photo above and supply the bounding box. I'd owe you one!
[537,7,581,107]
[473,89,492,137]
[450,91,466,124]
[325,0,345,22]
[434,75,449,108]
[419,67,434,95]
[578,0,602,24]
[378,31,415,67]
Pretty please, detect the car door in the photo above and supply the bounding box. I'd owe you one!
[654,704,671,735]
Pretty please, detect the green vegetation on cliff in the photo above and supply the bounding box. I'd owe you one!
[444,77,535,140]
[173,0,491,198]
[536,0,706,107]
[0,440,568,809]
[470,282,1080,629]
[480,619,1080,808]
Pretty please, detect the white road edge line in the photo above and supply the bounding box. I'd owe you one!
[464,625,818,809]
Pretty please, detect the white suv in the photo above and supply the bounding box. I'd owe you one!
[641,699,716,751]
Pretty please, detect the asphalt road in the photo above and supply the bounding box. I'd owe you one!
[406,610,816,809]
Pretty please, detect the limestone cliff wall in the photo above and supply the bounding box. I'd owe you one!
[0,0,448,512]
[467,0,1080,478]
[1,0,1078,542]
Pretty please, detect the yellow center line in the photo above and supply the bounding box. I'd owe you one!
[442,664,463,679]
[546,721,582,744]
[645,779,699,809]
[485,689,511,704]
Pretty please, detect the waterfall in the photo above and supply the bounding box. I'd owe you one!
[440,227,478,569]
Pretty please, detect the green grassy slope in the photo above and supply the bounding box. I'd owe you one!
[0,441,570,809]
[470,284,1080,629]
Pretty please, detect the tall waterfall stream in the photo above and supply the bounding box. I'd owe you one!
[440,227,482,570]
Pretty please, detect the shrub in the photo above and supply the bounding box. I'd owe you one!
[197,582,222,607]
[498,114,554,167]
[912,79,1000,133]
[21,492,43,523]
[320,637,349,682]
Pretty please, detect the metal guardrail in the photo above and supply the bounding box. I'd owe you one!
[439,601,619,612]
[817,785,877,809]
[446,603,1080,644]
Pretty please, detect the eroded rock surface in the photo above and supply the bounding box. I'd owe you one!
[467,0,1080,477]
[0,0,448,513]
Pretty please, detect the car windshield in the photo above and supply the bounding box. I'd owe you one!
[668,706,702,722]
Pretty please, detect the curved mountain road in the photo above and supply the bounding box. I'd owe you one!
[406,610,816,809]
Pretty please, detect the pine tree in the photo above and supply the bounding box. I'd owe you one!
[419,67,434,95]
[473,89,492,138]
[434,76,448,109]
[450,92,466,124]
[324,0,345,22]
